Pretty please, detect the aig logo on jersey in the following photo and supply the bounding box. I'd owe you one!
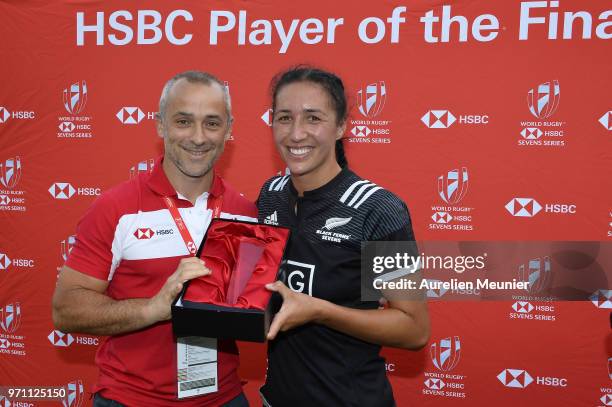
[429,167,475,232]
[348,81,392,144]
[286,260,315,296]
[518,80,566,148]
[0,156,27,212]
[0,302,26,357]
[48,182,101,200]
[58,80,94,139]
[422,336,467,399]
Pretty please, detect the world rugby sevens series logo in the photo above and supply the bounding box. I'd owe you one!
[0,302,21,334]
[437,168,468,205]
[527,80,560,119]
[430,336,461,371]
[63,80,88,115]
[61,235,77,262]
[357,81,386,118]
[0,156,21,189]
[518,257,552,295]
[61,380,84,407]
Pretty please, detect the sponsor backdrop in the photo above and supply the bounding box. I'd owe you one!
[1,0,611,406]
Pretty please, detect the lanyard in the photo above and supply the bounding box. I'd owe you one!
[162,194,223,255]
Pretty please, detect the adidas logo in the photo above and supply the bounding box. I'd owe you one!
[264,211,279,225]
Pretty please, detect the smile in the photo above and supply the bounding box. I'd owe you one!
[288,146,313,157]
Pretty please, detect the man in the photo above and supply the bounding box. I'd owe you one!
[52,71,256,406]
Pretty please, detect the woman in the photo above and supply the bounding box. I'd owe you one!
[257,66,430,406]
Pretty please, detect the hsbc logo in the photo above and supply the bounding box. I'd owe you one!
[261,108,273,126]
[505,198,542,217]
[48,330,74,347]
[527,80,560,119]
[116,107,144,124]
[357,81,386,118]
[49,183,76,199]
[599,111,612,130]
[49,183,101,199]
[63,81,88,115]
[425,279,448,298]
[601,394,612,406]
[590,289,612,309]
[497,369,533,388]
[351,125,371,137]
[430,336,461,371]
[116,107,156,125]
[422,110,456,128]
[0,195,9,205]
[424,378,446,390]
[134,228,155,239]
[520,127,542,139]
[0,107,9,123]
[286,260,315,296]
[512,301,534,313]
[0,338,10,349]
[59,121,76,132]
[0,106,35,124]
[0,253,11,270]
[432,211,453,224]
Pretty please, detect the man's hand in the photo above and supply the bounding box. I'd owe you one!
[146,257,211,323]
[265,281,323,340]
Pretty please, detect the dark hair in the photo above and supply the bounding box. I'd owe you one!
[270,66,348,168]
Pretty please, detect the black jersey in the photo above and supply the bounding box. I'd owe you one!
[257,167,415,407]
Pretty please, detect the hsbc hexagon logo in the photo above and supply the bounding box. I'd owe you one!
[505,198,542,217]
[59,121,76,132]
[357,81,386,118]
[599,111,612,130]
[0,302,21,334]
[49,183,76,199]
[421,110,456,128]
[0,107,10,123]
[0,338,10,349]
[116,107,145,124]
[424,378,446,390]
[351,125,372,137]
[63,81,88,115]
[590,289,612,309]
[134,228,155,240]
[430,336,461,371]
[520,127,543,140]
[432,211,453,224]
[527,80,560,119]
[0,395,11,407]
[425,279,448,298]
[601,394,612,406]
[0,195,9,205]
[0,253,11,270]
[261,108,272,126]
[512,301,534,313]
[497,369,534,388]
[48,330,74,347]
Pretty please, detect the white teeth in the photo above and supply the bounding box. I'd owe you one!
[289,147,312,155]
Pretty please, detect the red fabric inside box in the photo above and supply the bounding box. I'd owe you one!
[183,220,289,310]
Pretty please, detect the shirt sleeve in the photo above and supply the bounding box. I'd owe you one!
[64,192,121,281]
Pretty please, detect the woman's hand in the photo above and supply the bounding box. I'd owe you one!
[265,281,324,340]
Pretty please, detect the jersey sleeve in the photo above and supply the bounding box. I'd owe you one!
[362,190,416,242]
[64,192,121,281]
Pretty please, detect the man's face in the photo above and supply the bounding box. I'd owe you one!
[157,79,231,180]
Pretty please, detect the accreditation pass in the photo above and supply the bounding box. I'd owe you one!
[177,337,218,398]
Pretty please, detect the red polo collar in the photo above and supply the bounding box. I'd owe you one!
[146,155,224,199]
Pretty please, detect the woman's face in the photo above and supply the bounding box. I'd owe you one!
[272,81,344,180]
